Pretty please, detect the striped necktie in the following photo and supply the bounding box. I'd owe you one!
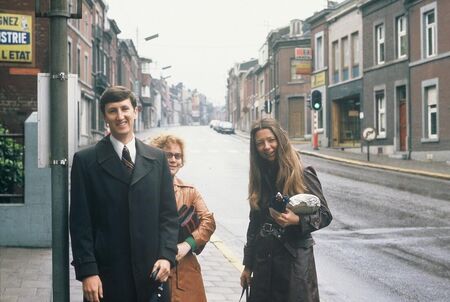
[122,145,135,174]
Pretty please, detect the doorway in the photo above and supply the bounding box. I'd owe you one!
[397,85,407,151]
[288,97,305,138]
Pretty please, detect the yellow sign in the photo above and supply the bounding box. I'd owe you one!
[296,61,311,75]
[0,12,33,63]
[311,71,326,88]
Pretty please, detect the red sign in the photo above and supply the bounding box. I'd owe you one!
[295,48,312,59]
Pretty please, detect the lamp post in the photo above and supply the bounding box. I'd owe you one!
[144,33,159,41]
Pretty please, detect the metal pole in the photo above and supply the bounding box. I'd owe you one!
[50,0,70,301]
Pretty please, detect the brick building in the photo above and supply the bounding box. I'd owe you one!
[0,0,50,133]
[361,0,409,156]
[405,0,450,161]
[269,20,312,139]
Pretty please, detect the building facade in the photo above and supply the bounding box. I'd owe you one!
[405,0,450,161]
[361,0,409,156]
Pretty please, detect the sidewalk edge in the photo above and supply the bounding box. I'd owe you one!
[297,149,450,181]
[209,234,243,273]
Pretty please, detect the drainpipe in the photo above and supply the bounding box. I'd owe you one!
[406,6,412,160]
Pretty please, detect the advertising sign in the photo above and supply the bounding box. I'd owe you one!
[294,48,312,75]
[0,12,33,63]
[295,48,312,60]
[311,72,326,88]
[295,60,311,75]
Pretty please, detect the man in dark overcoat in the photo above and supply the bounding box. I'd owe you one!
[70,86,179,302]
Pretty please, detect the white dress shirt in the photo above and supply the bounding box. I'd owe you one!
[109,134,136,164]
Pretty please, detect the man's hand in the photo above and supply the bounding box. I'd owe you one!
[176,242,191,262]
[82,275,103,302]
[240,267,252,288]
[269,207,300,227]
[152,259,171,282]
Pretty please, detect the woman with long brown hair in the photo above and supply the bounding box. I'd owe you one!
[150,134,216,302]
[240,118,332,302]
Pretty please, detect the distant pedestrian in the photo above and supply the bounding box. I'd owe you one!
[151,134,216,302]
[70,86,179,302]
[240,118,332,302]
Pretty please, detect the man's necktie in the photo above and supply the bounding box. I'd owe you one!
[122,145,135,174]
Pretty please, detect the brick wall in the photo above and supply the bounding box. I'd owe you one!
[0,0,50,133]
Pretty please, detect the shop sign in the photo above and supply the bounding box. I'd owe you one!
[0,12,33,63]
[311,72,326,88]
[295,48,312,60]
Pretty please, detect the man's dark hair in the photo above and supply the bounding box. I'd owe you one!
[100,86,137,114]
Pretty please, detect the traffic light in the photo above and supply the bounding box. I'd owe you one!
[264,100,272,114]
[311,90,322,111]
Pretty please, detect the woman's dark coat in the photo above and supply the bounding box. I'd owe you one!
[243,166,332,302]
[70,136,179,302]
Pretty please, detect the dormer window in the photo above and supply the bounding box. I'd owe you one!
[290,20,303,37]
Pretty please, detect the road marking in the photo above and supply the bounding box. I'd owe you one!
[209,234,244,272]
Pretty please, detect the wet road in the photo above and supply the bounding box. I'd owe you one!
[145,126,450,302]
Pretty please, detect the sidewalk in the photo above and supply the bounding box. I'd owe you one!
[0,238,242,302]
[235,130,450,180]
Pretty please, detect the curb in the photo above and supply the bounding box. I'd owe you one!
[297,149,450,181]
[210,234,243,273]
[236,130,450,181]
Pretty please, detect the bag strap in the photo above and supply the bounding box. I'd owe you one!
[239,285,249,302]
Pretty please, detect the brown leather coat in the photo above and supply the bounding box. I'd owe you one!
[168,177,216,302]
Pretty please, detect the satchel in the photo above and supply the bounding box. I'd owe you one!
[178,204,200,242]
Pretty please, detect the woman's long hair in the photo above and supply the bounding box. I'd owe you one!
[248,118,305,210]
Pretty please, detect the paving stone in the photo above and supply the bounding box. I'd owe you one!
[0,239,243,302]
[21,280,51,288]
[3,287,37,296]
[0,295,18,302]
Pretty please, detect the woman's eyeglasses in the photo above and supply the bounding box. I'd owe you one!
[165,152,182,160]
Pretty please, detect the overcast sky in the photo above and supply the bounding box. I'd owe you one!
[105,0,342,105]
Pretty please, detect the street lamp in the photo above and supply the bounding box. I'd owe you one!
[144,33,159,41]
[162,75,171,80]
[162,65,172,70]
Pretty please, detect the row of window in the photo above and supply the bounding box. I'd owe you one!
[323,4,438,84]
[326,32,361,84]
[375,5,437,66]
[374,14,408,65]
[374,82,438,140]
[67,40,90,82]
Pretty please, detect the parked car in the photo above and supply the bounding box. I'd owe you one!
[217,121,235,134]
[213,121,222,132]
[209,119,220,129]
